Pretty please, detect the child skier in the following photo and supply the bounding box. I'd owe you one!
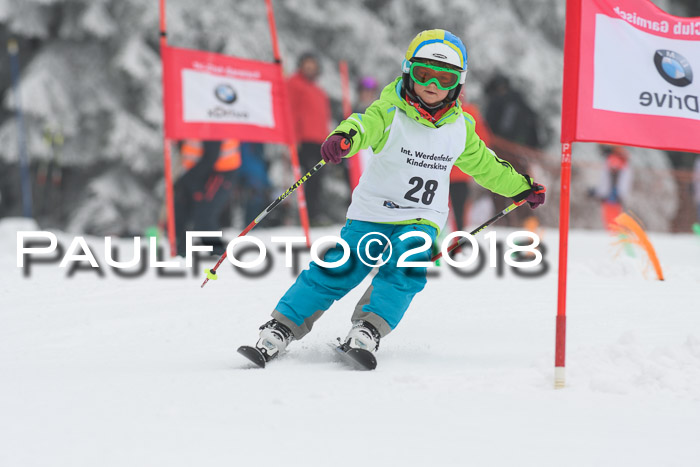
[247,29,545,364]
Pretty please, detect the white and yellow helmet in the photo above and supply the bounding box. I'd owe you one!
[402,29,468,83]
[401,29,468,107]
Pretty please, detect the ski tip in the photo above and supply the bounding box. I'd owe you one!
[349,348,377,370]
[335,345,377,370]
[238,345,266,368]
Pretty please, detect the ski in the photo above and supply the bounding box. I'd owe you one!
[333,342,377,371]
[239,342,377,370]
[237,345,268,368]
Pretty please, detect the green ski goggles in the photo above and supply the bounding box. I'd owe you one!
[409,62,462,90]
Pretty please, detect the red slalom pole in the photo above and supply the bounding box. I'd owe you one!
[159,0,177,257]
[264,0,282,61]
[555,142,572,389]
[339,61,352,117]
[264,0,312,247]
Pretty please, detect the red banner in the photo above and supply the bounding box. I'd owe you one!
[562,0,700,152]
[163,45,293,144]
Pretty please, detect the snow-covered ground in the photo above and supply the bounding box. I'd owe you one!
[1,218,699,467]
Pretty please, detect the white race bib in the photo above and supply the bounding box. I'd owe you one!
[347,110,466,228]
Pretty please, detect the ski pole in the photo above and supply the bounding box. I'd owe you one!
[431,200,525,262]
[200,134,353,288]
[200,159,325,287]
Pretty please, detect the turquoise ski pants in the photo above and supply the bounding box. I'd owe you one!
[272,220,438,339]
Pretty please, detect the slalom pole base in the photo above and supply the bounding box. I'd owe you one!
[554,366,566,389]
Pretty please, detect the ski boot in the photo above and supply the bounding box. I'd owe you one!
[334,320,380,370]
[344,320,381,352]
[238,319,294,368]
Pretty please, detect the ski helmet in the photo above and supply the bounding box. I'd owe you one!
[402,29,468,108]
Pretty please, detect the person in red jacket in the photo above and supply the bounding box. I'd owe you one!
[286,52,331,224]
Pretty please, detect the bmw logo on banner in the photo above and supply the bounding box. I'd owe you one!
[214,84,237,104]
[654,50,693,87]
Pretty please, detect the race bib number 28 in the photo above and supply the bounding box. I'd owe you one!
[404,177,438,205]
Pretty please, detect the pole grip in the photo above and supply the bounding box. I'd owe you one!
[340,129,357,152]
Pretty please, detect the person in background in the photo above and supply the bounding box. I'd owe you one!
[589,144,632,230]
[484,73,543,150]
[174,139,241,256]
[236,142,273,225]
[483,73,546,226]
[355,76,380,113]
[286,52,331,225]
[449,90,493,230]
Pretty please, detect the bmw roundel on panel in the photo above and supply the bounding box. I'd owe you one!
[654,50,693,87]
[214,84,237,104]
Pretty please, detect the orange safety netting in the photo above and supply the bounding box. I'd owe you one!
[611,212,664,281]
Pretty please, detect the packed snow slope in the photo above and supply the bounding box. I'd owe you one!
[1,218,699,467]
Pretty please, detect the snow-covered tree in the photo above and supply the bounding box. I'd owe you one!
[0,0,689,233]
